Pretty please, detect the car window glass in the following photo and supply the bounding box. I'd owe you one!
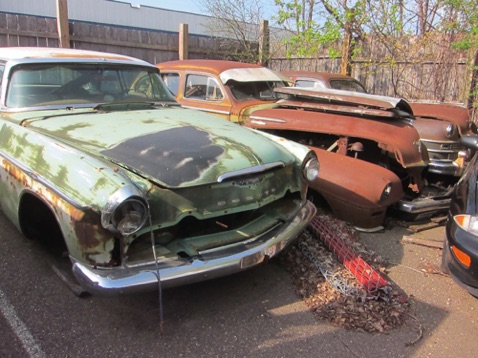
[295,80,318,88]
[206,77,223,101]
[185,74,207,99]
[228,80,285,101]
[330,79,367,93]
[161,72,180,96]
[184,74,223,101]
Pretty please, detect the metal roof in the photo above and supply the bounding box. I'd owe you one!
[0,0,211,36]
[0,46,150,65]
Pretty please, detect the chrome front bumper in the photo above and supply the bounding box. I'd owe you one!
[72,200,316,296]
[428,159,464,177]
[395,196,451,221]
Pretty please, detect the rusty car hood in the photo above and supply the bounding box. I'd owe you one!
[18,107,296,188]
[249,107,427,168]
[409,102,470,132]
[275,87,414,116]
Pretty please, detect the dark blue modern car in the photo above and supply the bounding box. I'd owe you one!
[442,135,478,297]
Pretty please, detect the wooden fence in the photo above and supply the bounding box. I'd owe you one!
[0,12,243,64]
[1,11,476,118]
[269,32,472,105]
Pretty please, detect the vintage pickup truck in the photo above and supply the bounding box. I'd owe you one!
[158,60,446,230]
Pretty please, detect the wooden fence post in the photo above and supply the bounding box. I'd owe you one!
[56,0,70,48]
[179,23,189,60]
[259,20,270,66]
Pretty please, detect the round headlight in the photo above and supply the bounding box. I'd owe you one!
[303,157,319,181]
[380,183,392,202]
[113,198,148,235]
[101,186,149,236]
[446,124,457,139]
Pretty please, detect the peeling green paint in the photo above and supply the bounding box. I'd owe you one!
[0,53,313,277]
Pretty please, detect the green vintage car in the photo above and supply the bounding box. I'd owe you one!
[0,47,318,295]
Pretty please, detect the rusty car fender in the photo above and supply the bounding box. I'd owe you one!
[409,102,470,133]
[309,148,403,229]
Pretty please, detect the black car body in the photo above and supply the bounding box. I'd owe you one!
[442,135,478,296]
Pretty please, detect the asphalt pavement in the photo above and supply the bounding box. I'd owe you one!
[0,209,477,358]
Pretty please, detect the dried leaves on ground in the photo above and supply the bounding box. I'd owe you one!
[278,214,410,333]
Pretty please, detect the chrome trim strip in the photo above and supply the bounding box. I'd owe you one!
[216,162,284,182]
[421,138,460,145]
[0,152,88,210]
[181,105,230,115]
[71,200,317,296]
[250,116,286,123]
[1,103,98,112]
[428,149,460,154]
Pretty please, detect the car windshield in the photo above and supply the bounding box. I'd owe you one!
[227,80,286,101]
[6,63,177,108]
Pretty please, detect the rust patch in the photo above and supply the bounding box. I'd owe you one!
[3,159,32,189]
[278,99,400,118]
[73,209,111,250]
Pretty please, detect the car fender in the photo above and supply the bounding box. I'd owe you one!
[0,121,141,265]
[309,148,403,228]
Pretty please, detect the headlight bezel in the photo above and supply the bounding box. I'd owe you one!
[302,153,320,182]
[445,124,458,139]
[380,182,393,202]
[101,186,149,236]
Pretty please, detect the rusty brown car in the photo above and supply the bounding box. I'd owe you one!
[284,70,476,178]
[157,60,443,230]
[158,60,288,124]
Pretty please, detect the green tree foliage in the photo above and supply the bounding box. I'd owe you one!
[444,0,478,108]
[274,0,368,74]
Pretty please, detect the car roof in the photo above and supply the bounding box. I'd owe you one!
[158,59,264,76]
[158,59,287,84]
[0,47,150,65]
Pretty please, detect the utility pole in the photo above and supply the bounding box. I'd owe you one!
[56,0,70,48]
